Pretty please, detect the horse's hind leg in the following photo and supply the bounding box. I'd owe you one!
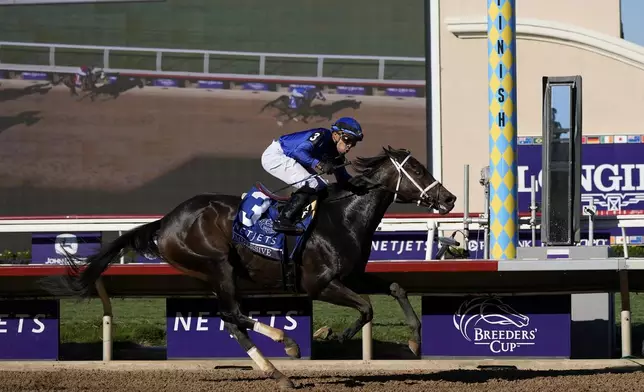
[211,262,297,389]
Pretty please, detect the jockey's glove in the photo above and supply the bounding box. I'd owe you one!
[315,161,336,175]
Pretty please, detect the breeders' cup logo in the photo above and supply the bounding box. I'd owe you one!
[54,233,78,256]
[453,297,537,354]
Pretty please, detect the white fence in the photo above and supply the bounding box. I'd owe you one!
[0,41,425,85]
[1,212,643,261]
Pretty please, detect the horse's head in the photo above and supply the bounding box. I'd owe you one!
[353,146,457,214]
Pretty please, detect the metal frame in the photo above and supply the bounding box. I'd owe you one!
[541,75,583,246]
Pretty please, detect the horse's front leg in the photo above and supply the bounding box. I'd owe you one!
[348,273,422,356]
[312,279,373,344]
[316,273,421,357]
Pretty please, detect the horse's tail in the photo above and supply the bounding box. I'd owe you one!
[39,219,162,298]
[259,95,288,113]
[259,99,276,113]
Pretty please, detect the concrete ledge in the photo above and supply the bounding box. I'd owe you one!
[446,17,644,71]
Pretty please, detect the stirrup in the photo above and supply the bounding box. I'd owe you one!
[273,219,304,235]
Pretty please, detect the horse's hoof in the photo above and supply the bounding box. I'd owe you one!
[283,337,301,359]
[313,326,332,340]
[277,121,283,127]
[278,377,295,390]
[408,339,421,357]
[285,345,300,359]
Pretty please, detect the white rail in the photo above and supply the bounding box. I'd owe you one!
[0,41,425,83]
[1,213,643,260]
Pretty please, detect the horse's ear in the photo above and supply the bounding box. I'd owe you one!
[382,146,391,156]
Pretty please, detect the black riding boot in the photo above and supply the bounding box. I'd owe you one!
[273,187,315,235]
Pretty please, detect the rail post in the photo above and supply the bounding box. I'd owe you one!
[95,278,113,361]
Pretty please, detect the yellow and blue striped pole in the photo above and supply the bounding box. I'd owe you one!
[488,0,518,260]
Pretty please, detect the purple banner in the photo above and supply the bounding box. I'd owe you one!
[0,300,59,360]
[197,80,225,89]
[134,250,163,264]
[289,84,316,91]
[153,78,178,88]
[243,82,269,91]
[384,87,417,97]
[21,72,48,81]
[336,86,366,95]
[518,142,644,214]
[370,231,436,260]
[421,295,571,358]
[166,297,312,359]
[31,232,102,265]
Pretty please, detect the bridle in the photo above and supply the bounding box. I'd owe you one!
[388,153,440,207]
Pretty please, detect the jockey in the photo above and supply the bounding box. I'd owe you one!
[288,86,325,110]
[261,116,363,234]
[75,65,92,87]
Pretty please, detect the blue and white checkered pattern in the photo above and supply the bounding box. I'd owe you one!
[232,185,314,261]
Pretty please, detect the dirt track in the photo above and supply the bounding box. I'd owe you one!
[0,80,427,216]
[1,360,643,391]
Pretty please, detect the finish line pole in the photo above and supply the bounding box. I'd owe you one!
[487,0,518,260]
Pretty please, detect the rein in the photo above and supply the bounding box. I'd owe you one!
[268,153,442,208]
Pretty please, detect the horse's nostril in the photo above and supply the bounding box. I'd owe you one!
[445,195,456,204]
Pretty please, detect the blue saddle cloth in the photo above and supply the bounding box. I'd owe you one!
[232,185,314,261]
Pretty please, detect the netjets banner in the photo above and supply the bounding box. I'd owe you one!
[0,300,60,360]
[166,297,312,359]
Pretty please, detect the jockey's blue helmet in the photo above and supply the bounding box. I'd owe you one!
[331,117,363,142]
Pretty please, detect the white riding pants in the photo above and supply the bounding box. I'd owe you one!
[261,140,326,190]
[291,89,304,98]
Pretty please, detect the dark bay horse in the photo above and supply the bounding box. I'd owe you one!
[42,146,456,389]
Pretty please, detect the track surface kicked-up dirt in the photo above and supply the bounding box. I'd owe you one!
[1,361,643,391]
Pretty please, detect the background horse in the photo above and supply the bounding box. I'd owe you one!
[259,87,326,126]
[56,67,107,98]
[302,99,362,122]
[82,73,145,101]
[42,146,456,390]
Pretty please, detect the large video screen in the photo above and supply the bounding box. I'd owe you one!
[0,0,426,215]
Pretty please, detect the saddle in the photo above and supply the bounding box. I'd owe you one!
[233,182,317,293]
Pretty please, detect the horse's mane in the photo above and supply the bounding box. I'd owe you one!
[352,146,410,177]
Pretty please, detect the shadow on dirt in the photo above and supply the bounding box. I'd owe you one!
[58,339,416,361]
[0,110,42,133]
[305,366,644,386]
[0,83,52,102]
[59,342,166,361]
[312,339,418,360]
[199,366,644,387]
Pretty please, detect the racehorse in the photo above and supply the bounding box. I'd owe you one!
[41,146,456,390]
[302,99,362,122]
[56,67,107,98]
[259,87,326,126]
[81,73,144,102]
